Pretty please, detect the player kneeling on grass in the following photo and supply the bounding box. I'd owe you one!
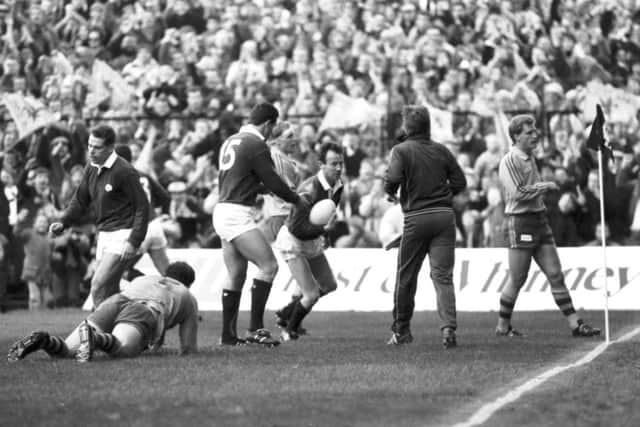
[8,262,198,362]
[274,142,344,341]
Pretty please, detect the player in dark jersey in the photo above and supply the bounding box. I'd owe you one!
[273,142,344,341]
[212,103,307,347]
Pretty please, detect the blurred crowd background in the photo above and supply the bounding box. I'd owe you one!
[2,0,640,310]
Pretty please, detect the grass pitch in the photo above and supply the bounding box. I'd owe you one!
[1,309,638,427]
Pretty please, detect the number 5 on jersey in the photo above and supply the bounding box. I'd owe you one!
[219,138,242,171]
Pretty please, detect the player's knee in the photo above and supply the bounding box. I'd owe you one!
[113,343,141,358]
[547,270,565,287]
[260,260,279,281]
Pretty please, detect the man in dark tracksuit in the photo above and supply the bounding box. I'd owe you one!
[384,105,466,348]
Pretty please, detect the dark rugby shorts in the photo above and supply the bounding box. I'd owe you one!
[88,294,156,347]
[506,212,555,249]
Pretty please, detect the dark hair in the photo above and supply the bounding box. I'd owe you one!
[319,142,343,163]
[114,144,132,162]
[248,102,279,126]
[165,261,196,288]
[508,114,536,143]
[90,124,116,146]
[401,105,431,137]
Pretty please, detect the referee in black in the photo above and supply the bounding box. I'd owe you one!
[384,105,466,348]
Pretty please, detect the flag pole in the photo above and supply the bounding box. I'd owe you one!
[596,146,610,344]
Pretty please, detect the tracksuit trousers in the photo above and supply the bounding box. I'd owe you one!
[391,207,457,335]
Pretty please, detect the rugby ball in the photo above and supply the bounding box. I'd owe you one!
[309,199,336,226]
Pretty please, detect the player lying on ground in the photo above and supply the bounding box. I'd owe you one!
[7,262,198,362]
[274,142,344,341]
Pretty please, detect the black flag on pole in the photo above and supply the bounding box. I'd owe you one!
[585,104,612,159]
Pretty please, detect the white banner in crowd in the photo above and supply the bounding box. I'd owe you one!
[1,94,59,140]
[319,91,384,130]
[424,102,454,142]
[125,247,640,312]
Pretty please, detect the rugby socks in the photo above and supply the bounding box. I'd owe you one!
[222,289,242,340]
[94,332,119,354]
[551,289,579,329]
[43,335,68,357]
[497,295,516,331]
[277,294,302,321]
[249,279,272,332]
[287,300,310,333]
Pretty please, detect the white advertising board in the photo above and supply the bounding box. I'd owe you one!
[127,247,640,312]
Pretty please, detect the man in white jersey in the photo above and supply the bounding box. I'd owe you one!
[258,121,303,243]
[8,262,198,362]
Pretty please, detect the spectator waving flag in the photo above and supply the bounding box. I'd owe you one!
[1,94,59,143]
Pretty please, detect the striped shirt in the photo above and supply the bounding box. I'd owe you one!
[498,146,546,215]
[262,147,301,217]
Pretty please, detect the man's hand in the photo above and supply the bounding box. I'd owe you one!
[120,241,138,261]
[49,222,65,236]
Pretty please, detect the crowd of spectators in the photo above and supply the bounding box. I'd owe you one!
[2,0,640,309]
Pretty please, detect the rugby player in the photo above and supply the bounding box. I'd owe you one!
[49,125,150,308]
[213,103,308,347]
[8,262,198,361]
[274,142,344,341]
[496,114,600,337]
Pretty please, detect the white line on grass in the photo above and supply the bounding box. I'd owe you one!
[451,326,640,427]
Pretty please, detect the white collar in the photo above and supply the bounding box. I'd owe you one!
[239,124,265,141]
[92,150,117,169]
[317,169,342,192]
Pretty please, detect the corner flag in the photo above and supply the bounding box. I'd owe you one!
[585,103,611,343]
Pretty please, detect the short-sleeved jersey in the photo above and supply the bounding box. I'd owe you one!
[217,126,271,206]
[121,276,198,343]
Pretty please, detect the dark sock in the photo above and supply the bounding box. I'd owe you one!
[250,279,272,331]
[43,335,68,357]
[222,289,241,340]
[94,332,119,353]
[278,299,298,320]
[288,301,310,332]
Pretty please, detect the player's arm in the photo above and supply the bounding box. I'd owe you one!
[252,149,301,204]
[499,156,546,201]
[383,147,403,199]
[178,305,198,355]
[121,167,150,248]
[60,165,92,228]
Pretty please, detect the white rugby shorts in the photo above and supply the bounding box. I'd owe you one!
[139,218,168,253]
[96,228,133,261]
[274,225,324,261]
[213,202,258,242]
